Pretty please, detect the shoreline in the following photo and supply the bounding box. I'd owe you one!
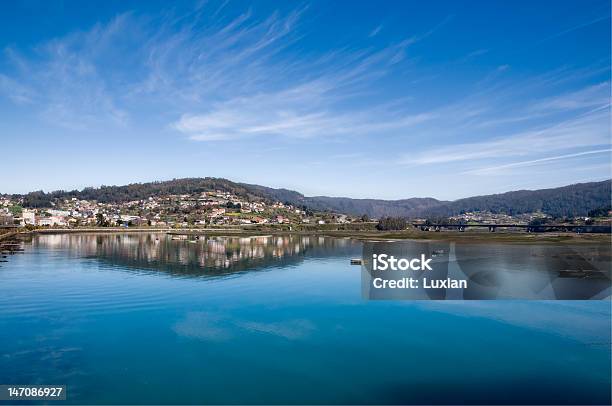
[22,227,612,244]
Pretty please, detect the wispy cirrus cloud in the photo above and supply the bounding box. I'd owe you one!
[0,14,135,130]
[529,82,610,112]
[0,73,35,104]
[400,75,611,175]
[0,6,308,130]
[0,1,608,197]
[0,4,433,138]
[368,24,383,37]
[167,23,435,141]
[464,148,612,175]
[405,108,609,165]
[173,81,435,141]
[533,14,611,46]
[130,6,308,103]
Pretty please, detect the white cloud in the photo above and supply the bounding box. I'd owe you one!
[0,15,131,129]
[529,82,610,112]
[368,24,383,37]
[0,0,609,187]
[464,148,612,175]
[130,7,307,102]
[0,5,432,137]
[173,82,435,141]
[168,29,434,141]
[403,92,611,168]
[0,73,34,104]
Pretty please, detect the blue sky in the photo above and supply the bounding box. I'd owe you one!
[0,0,610,200]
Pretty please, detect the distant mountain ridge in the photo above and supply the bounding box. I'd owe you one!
[9,178,611,219]
[418,181,611,218]
[238,180,611,218]
[235,183,444,217]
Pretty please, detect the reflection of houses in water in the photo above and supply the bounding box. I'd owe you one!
[32,233,360,277]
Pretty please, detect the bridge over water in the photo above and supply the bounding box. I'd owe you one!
[412,223,611,233]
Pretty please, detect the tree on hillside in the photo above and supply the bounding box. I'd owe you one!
[96,213,108,227]
[22,191,53,208]
[376,217,407,231]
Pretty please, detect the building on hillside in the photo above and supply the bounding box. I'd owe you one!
[37,216,68,227]
[208,208,226,218]
[22,209,36,225]
[0,214,14,226]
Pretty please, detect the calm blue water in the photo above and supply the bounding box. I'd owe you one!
[0,233,610,405]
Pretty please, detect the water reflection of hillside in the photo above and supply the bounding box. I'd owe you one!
[32,233,361,277]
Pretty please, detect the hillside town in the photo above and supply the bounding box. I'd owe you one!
[0,191,351,229]
[2,190,607,232]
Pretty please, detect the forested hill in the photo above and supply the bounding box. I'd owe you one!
[244,180,611,218]
[10,178,611,219]
[419,180,611,218]
[301,196,443,218]
[236,184,443,216]
[18,178,275,207]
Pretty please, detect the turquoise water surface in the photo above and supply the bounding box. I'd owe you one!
[0,233,610,405]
